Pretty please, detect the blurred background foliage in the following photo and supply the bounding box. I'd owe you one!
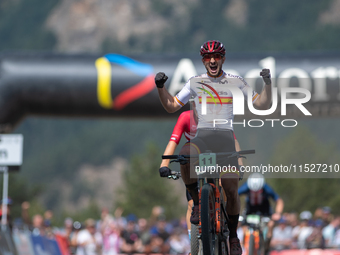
[1,0,340,224]
[266,126,340,215]
[115,144,182,219]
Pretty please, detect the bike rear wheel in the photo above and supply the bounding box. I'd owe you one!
[201,183,216,255]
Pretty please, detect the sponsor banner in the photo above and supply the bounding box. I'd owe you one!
[270,250,340,255]
[12,230,34,255]
[0,229,18,255]
[31,235,62,255]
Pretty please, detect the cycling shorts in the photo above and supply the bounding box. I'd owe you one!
[188,128,239,178]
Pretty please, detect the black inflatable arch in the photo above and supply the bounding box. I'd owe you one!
[1,52,340,133]
[0,52,189,132]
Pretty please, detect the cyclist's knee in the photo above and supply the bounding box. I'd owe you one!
[180,144,199,166]
[222,179,239,198]
[180,143,199,155]
[179,144,189,155]
[222,178,238,190]
[180,163,190,172]
[225,189,239,200]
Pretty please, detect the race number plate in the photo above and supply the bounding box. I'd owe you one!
[196,153,216,175]
[246,215,261,225]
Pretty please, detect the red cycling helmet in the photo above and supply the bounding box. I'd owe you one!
[200,40,226,56]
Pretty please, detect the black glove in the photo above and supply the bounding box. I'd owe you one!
[159,166,172,177]
[260,68,271,85]
[155,72,168,88]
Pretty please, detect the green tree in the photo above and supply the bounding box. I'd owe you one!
[267,126,340,214]
[115,143,184,219]
[102,0,340,54]
[0,0,58,51]
[0,173,43,220]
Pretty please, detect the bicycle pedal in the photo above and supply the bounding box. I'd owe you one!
[223,231,230,238]
[223,228,230,238]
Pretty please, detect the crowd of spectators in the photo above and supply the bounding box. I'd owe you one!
[250,206,340,251]
[14,204,191,255]
[4,199,340,255]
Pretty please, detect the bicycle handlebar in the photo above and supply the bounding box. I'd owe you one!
[170,170,181,176]
[245,215,271,230]
[160,170,181,180]
[162,155,183,159]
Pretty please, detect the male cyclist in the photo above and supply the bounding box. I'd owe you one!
[238,173,284,251]
[155,40,272,255]
[159,109,243,242]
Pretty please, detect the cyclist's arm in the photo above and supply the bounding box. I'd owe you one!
[253,84,272,110]
[234,138,244,166]
[253,69,272,110]
[264,184,284,219]
[160,111,189,167]
[157,87,182,113]
[274,198,284,215]
[157,78,191,113]
[239,74,271,111]
[160,141,178,168]
[238,182,249,195]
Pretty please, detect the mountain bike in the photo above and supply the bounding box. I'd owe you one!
[160,170,202,255]
[163,149,255,255]
[243,214,270,255]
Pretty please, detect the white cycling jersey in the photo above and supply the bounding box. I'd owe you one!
[175,71,259,130]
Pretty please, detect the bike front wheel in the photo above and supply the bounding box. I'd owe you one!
[191,224,200,255]
[248,233,255,255]
[201,183,216,255]
[258,230,265,255]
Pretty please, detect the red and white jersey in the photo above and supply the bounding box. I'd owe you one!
[174,72,259,130]
[169,110,197,144]
[249,190,263,206]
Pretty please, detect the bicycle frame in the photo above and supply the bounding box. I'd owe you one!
[162,149,255,255]
[197,151,234,255]
[198,177,225,235]
[243,214,270,255]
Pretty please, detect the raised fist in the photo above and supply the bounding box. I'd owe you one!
[155,72,168,88]
[260,69,271,85]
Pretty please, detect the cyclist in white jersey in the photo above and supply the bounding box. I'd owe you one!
[175,72,260,130]
[155,40,272,255]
